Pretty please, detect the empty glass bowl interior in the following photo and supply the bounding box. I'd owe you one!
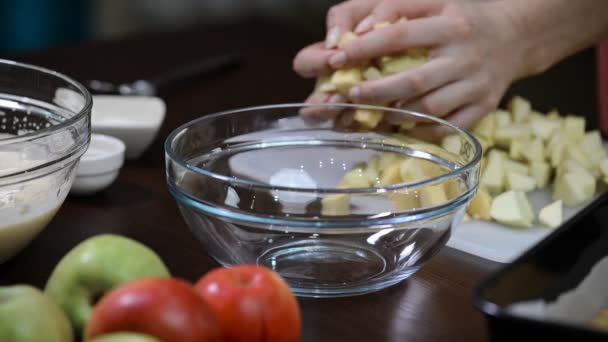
[0,59,92,263]
[165,104,481,297]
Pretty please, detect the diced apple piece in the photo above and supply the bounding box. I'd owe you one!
[321,194,350,216]
[380,162,404,185]
[529,161,551,188]
[506,172,536,192]
[419,184,448,207]
[480,150,504,194]
[508,96,532,123]
[399,121,417,131]
[530,117,559,141]
[580,130,604,153]
[315,75,337,93]
[474,134,493,155]
[363,66,383,81]
[547,109,561,121]
[467,188,492,220]
[337,31,358,49]
[515,191,534,223]
[373,21,391,30]
[480,157,487,174]
[550,142,567,168]
[509,139,528,161]
[380,54,427,75]
[399,158,426,182]
[494,124,532,148]
[538,200,562,229]
[529,111,544,122]
[354,108,384,129]
[521,138,545,163]
[553,172,594,207]
[580,130,607,170]
[504,159,529,175]
[562,116,585,142]
[388,190,420,210]
[473,113,496,140]
[444,178,464,199]
[441,134,462,155]
[553,160,596,207]
[565,144,593,172]
[494,110,512,127]
[338,168,370,188]
[419,159,445,177]
[490,190,533,228]
[330,68,363,94]
[378,153,403,171]
[547,132,569,155]
[363,156,381,186]
[600,159,608,181]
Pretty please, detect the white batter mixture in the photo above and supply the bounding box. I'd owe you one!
[0,141,64,263]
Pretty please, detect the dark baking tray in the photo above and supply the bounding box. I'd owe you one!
[473,192,608,341]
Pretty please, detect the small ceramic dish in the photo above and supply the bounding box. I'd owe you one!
[91,95,166,159]
[70,133,125,196]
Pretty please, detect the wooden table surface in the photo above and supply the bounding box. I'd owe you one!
[1,17,565,342]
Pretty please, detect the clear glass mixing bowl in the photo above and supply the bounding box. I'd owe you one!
[0,59,92,263]
[165,104,481,297]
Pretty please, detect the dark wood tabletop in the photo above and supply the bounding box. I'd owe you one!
[0,16,597,342]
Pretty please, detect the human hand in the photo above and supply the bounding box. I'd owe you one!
[293,0,528,140]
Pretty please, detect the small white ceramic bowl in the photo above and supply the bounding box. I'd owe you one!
[70,133,125,196]
[91,95,166,160]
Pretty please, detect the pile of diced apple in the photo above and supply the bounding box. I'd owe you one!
[321,140,462,216]
[315,18,428,130]
[441,96,608,228]
[322,96,608,230]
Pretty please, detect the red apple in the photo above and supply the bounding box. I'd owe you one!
[85,278,222,342]
[195,265,301,342]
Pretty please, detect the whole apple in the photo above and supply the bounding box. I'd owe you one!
[45,234,170,333]
[0,285,73,342]
[195,265,301,342]
[85,277,223,342]
[88,332,160,342]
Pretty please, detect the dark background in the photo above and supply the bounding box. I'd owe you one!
[0,0,600,127]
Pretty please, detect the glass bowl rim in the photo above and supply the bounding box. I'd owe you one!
[0,58,93,146]
[165,103,482,195]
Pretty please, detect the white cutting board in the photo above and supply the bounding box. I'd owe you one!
[446,189,604,263]
[446,137,608,264]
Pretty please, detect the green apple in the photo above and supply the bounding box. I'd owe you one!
[88,332,160,342]
[45,234,170,334]
[0,285,73,342]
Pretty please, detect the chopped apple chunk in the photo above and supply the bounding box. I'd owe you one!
[539,200,562,228]
[467,188,492,220]
[490,190,533,228]
[505,172,536,192]
[321,194,350,216]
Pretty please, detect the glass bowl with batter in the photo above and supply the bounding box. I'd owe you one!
[0,59,92,263]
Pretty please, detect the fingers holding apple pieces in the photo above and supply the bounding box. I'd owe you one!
[0,285,73,342]
[86,278,223,342]
[45,234,171,334]
[304,18,430,129]
[195,265,302,342]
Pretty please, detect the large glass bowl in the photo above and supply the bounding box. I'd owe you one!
[0,59,92,263]
[165,104,481,297]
